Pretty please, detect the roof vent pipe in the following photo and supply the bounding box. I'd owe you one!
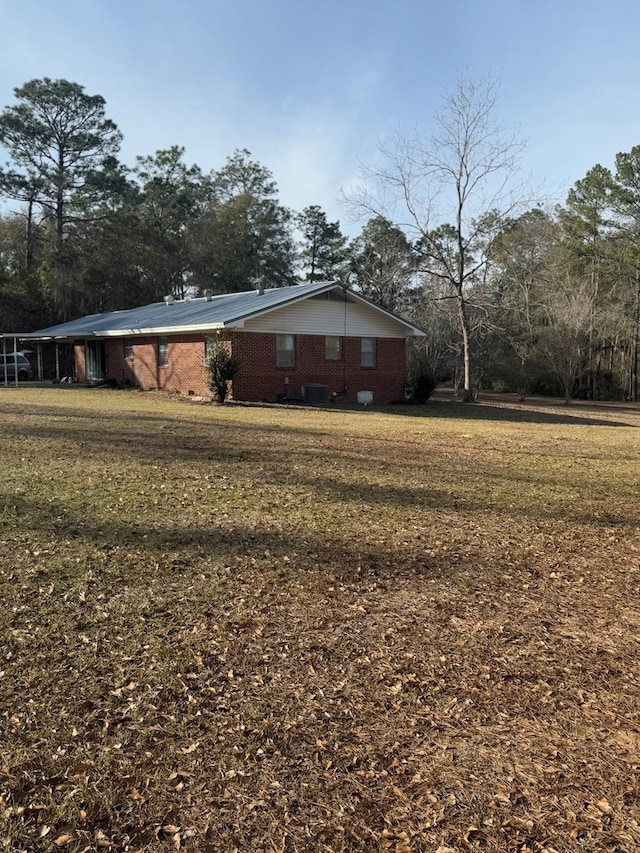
[164,294,174,305]
[255,276,266,296]
[203,289,212,302]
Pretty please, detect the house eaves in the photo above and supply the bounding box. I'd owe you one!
[98,322,227,337]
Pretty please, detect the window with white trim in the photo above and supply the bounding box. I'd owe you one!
[276,334,295,367]
[158,336,169,367]
[361,337,376,367]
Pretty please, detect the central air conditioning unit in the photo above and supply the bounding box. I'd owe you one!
[302,384,329,404]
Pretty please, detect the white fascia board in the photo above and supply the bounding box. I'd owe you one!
[25,335,73,341]
[97,323,226,337]
[2,332,53,340]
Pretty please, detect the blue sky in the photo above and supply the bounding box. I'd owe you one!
[2,0,640,234]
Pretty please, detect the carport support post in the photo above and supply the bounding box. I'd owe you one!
[2,338,6,387]
[13,337,18,387]
[55,343,60,382]
[37,343,43,381]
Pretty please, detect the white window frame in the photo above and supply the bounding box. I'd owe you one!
[158,336,169,367]
[276,334,295,367]
[361,337,376,368]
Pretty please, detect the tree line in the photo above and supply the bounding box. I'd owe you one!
[1,77,639,402]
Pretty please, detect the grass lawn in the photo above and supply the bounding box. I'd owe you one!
[1,387,639,852]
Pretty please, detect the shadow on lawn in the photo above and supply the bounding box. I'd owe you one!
[12,417,328,465]
[8,403,638,473]
[4,410,637,532]
[4,450,635,585]
[2,490,481,587]
[3,388,638,429]
[385,398,639,428]
[1,402,339,457]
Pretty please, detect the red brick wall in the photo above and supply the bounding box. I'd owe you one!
[159,335,210,395]
[88,332,408,404]
[103,335,210,396]
[231,332,407,404]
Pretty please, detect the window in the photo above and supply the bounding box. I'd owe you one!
[361,337,376,368]
[325,336,342,360]
[276,334,294,367]
[123,338,133,359]
[158,336,169,367]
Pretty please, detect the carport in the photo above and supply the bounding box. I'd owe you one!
[0,332,66,385]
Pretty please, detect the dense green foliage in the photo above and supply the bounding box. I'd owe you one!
[205,335,239,404]
[1,77,640,400]
[296,204,348,282]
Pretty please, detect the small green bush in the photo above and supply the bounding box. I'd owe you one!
[205,336,238,404]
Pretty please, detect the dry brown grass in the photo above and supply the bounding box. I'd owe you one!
[1,386,639,852]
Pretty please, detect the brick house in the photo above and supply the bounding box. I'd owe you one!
[20,282,425,404]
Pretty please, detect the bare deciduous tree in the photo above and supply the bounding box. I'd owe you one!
[347,76,526,399]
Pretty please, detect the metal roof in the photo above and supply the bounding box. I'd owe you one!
[6,281,425,341]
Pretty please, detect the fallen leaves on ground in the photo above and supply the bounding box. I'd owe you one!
[0,388,639,851]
